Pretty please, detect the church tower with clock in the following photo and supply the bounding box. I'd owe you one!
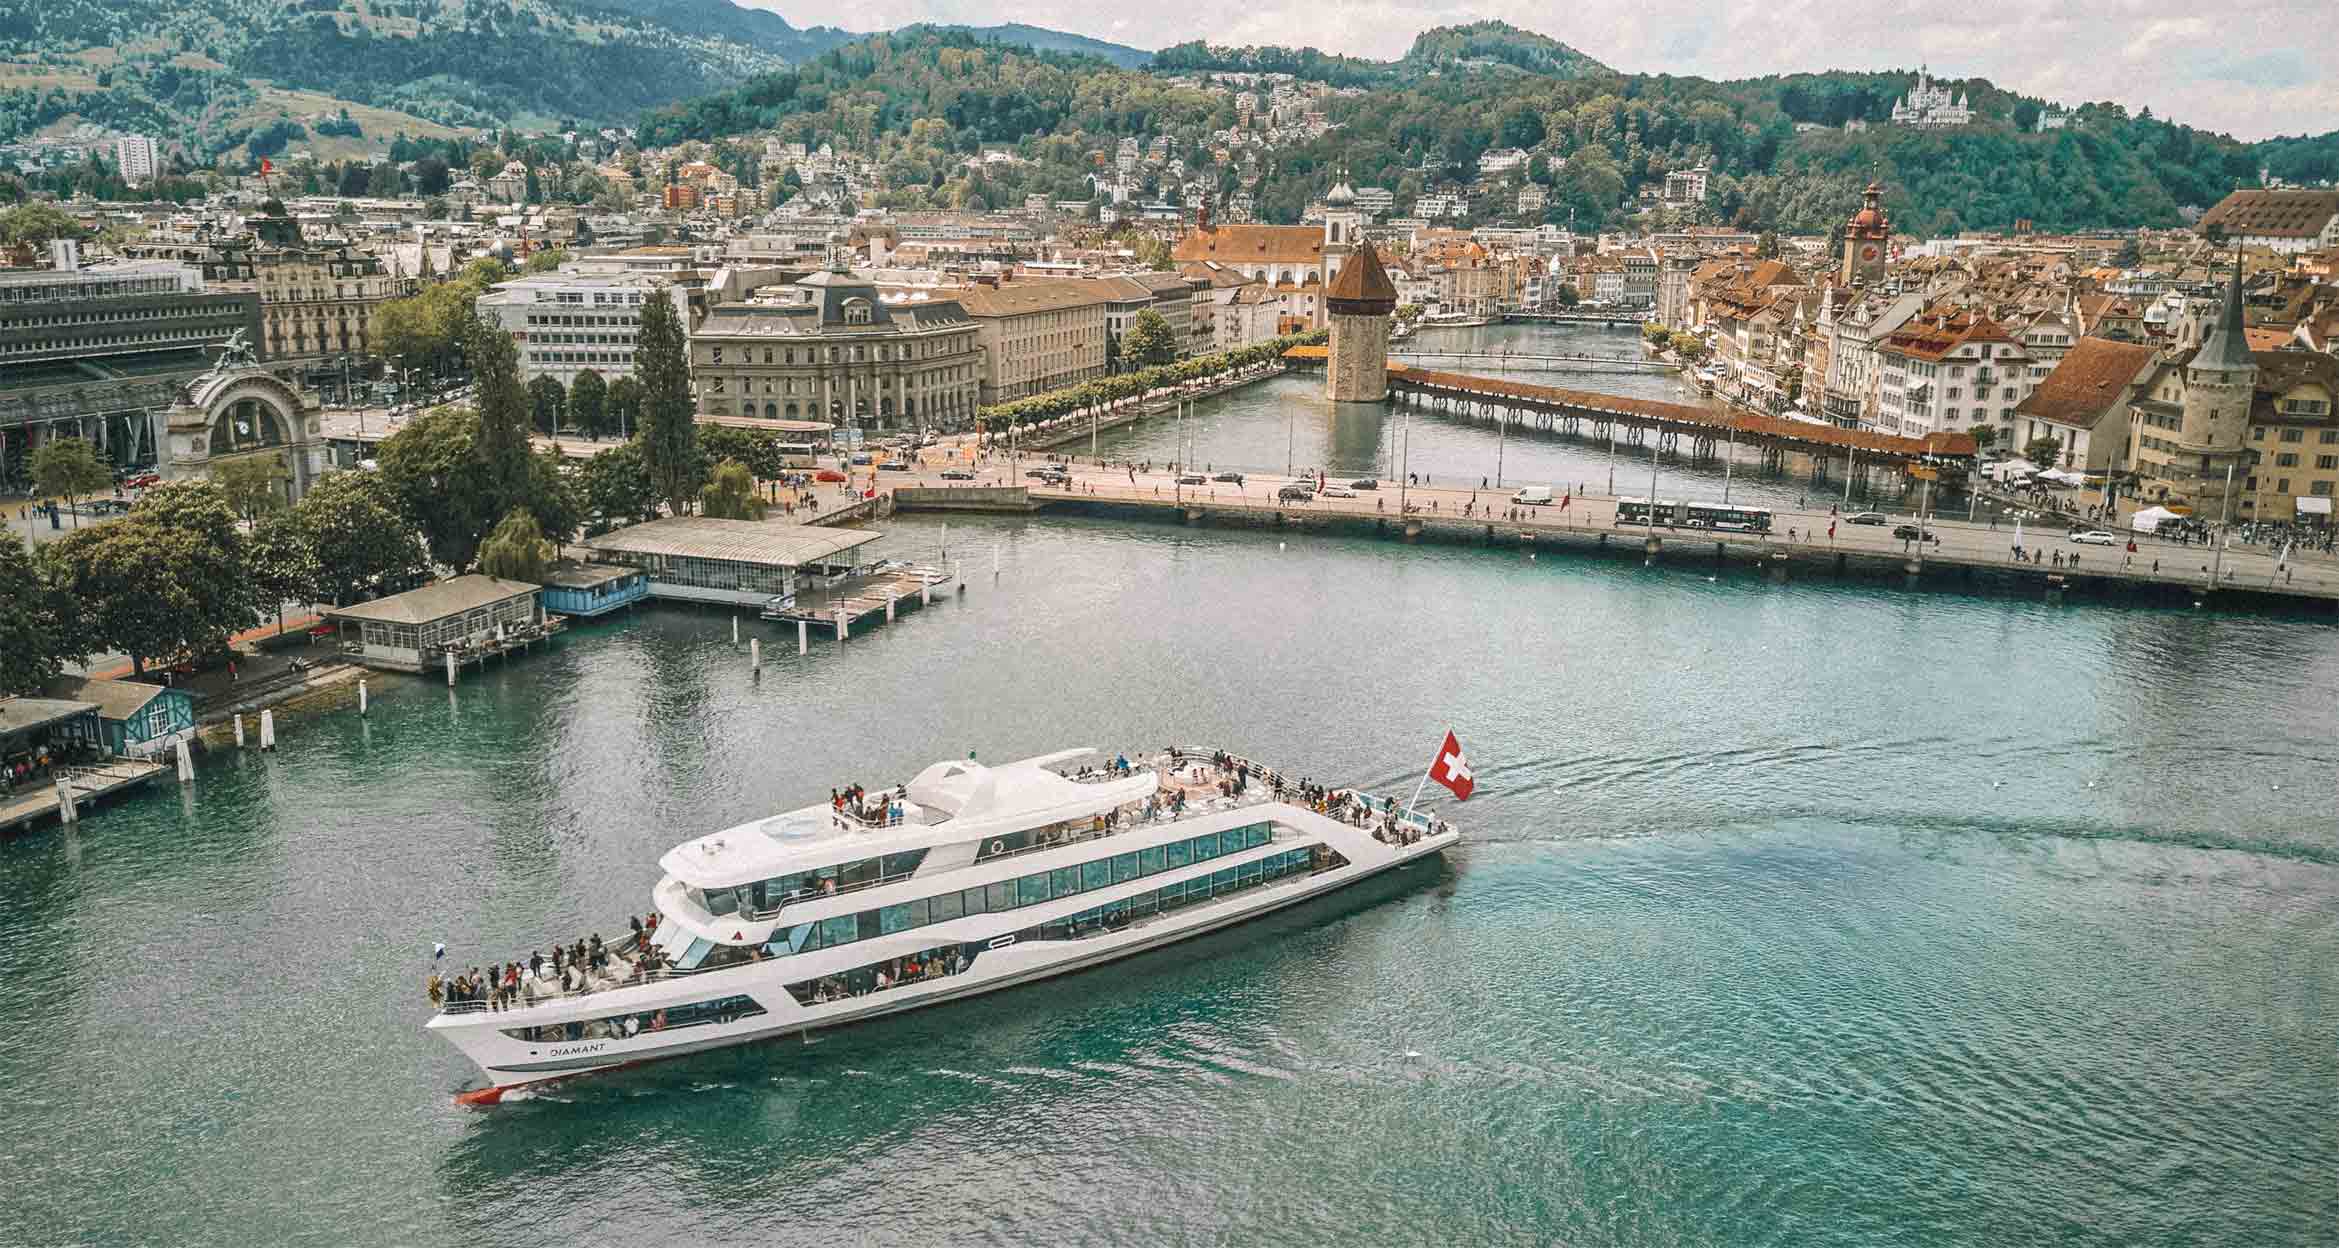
[1840,181,1891,287]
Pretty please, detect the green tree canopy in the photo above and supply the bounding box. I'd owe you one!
[292,470,429,606]
[31,439,110,525]
[578,441,661,537]
[569,368,610,439]
[606,375,645,438]
[528,374,567,435]
[375,404,499,572]
[698,459,767,520]
[246,511,319,634]
[212,455,290,521]
[477,508,555,583]
[1122,309,1179,369]
[43,481,255,676]
[0,531,67,694]
[634,292,699,514]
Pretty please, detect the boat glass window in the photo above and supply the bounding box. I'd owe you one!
[676,938,715,970]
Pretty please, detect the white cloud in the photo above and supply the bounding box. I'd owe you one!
[741,0,2336,138]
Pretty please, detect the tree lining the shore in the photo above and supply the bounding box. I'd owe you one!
[977,329,1325,431]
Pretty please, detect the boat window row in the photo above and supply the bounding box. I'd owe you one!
[497,993,767,1043]
[769,823,1277,958]
[689,848,932,919]
[780,845,1338,1004]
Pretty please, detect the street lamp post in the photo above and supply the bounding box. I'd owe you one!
[2209,459,2237,586]
[1722,421,1736,507]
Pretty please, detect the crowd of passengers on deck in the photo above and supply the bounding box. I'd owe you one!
[833,782,908,826]
[430,913,691,1012]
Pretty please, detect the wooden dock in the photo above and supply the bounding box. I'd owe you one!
[1,757,170,835]
[765,564,955,634]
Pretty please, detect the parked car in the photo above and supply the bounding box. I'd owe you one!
[940,468,976,481]
[849,452,873,465]
[1277,484,1315,502]
[2068,529,2118,546]
[1891,524,1939,543]
[1212,471,1245,485]
[1350,478,1380,490]
[814,468,848,483]
[1175,473,1208,486]
[1025,467,1068,481]
[1846,511,1889,526]
[877,460,913,473]
[1319,486,1358,499]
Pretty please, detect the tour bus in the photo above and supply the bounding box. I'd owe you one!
[776,443,819,469]
[1614,498,1775,533]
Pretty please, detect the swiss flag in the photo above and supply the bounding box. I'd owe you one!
[1429,730,1474,801]
[259,157,272,175]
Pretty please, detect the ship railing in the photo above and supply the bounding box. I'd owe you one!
[435,940,754,1017]
[833,804,905,832]
[1162,745,1291,794]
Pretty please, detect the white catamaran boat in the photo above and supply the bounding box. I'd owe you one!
[430,746,1459,1104]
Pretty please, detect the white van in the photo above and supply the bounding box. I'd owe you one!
[1512,486,1553,505]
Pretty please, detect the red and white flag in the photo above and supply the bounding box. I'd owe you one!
[1428,729,1474,801]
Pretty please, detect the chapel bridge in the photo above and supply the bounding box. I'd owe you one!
[1285,346,1977,474]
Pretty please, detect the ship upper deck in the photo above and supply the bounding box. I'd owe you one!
[657,749,1158,890]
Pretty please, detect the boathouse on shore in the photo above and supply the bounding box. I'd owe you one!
[324,575,547,673]
[40,676,196,759]
[582,517,883,606]
[538,561,649,619]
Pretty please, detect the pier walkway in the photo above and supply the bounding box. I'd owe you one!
[888,462,2339,610]
[1388,349,1677,375]
[2,757,168,834]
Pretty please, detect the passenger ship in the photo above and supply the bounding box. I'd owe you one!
[430,746,1459,1104]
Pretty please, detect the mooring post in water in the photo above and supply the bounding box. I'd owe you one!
[751,638,762,672]
[797,619,808,656]
[886,591,896,622]
[445,650,457,687]
[233,714,245,748]
[259,709,276,751]
[732,615,739,645]
[358,680,368,716]
[920,576,931,607]
[175,736,195,785]
[56,775,77,822]
[837,605,849,641]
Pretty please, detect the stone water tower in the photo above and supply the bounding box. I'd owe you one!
[1325,240,1397,403]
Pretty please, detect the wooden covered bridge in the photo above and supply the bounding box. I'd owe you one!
[1285,345,1977,480]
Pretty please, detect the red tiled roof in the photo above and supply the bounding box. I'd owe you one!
[2012,337,2158,430]
[1173,225,1324,265]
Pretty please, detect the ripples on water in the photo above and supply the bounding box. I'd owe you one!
[1,463,2334,1246]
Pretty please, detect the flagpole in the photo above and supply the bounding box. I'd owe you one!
[1403,764,1434,820]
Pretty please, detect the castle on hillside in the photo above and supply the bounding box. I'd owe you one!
[1891,67,1974,128]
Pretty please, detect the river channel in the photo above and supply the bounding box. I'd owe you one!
[1,326,2333,1247]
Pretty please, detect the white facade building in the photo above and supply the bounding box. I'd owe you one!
[113,135,158,185]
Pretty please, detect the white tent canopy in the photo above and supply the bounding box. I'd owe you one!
[2130,505,2183,533]
[1988,458,2039,483]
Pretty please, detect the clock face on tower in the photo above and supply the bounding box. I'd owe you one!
[1860,244,1881,262]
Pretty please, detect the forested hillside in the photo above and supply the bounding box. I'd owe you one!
[645,24,2339,235]
[0,0,1147,154]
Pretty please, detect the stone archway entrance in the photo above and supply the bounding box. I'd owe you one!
[161,365,325,504]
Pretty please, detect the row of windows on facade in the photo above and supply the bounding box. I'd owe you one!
[1,327,229,354]
[752,824,1284,958]
[527,352,634,367]
[3,304,244,326]
[525,312,639,327]
[703,368,972,394]
[2243,477,2336,496]
[2254,452,2339,469]
[706,337,973,366]
[777,847,1334,1007]
[0,277,190,301]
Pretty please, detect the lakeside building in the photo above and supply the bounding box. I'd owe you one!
[955,279,1110,405]
[474,271,686,389]
[2195,191,2339,256]
[325,575,547,674]
[538,562,650,618]
[689,267,981,433]
[0,245,259,480]
[39,676,196,760]
[583,517,884,607]
[122,213,398,381]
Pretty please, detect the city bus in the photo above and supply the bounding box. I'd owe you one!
[1614,498,1775,533]
[776,443,819,469]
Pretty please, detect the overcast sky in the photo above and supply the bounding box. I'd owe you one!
[750,1,2335,141]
